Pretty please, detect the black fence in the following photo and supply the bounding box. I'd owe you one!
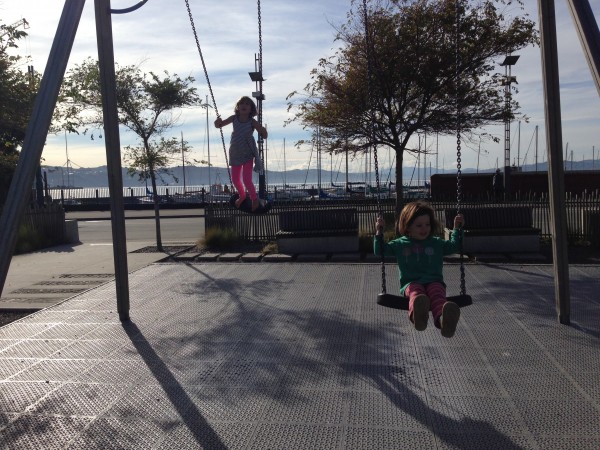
[19,203,66,245]
[205,195,600,245]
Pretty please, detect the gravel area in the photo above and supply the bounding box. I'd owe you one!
[0,311,33,327]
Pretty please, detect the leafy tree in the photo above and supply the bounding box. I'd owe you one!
[57,58,201,249]
[124,135,191,246]
[0,20,37,207]
[286,0,538,211]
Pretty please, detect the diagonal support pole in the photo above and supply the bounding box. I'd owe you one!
[567,0,600,98]
[538,0,571,325]
[0,0,86,299]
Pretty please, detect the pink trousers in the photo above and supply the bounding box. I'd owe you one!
[405,282,447,328]
[231,160,257,201]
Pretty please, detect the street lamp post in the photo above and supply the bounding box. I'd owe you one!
[499,54,520,196]
[250,54,266,198]
[199,95,213,189]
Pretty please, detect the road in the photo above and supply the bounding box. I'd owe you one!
[67,209,205,245]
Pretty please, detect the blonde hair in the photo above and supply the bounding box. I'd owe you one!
[396,201,440,237]
[234,96,257,117]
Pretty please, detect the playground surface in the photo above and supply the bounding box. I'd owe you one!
[1,261,599,449]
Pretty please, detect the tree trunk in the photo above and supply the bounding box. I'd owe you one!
[395,150,404,215]
[150,172,162,251]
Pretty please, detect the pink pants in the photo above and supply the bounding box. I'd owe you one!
[231,160,257,201]
[405,282,447,328]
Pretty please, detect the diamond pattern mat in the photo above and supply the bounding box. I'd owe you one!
[0,262,598,449]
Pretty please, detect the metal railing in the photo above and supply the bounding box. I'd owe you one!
[18,203,66,246]
[205,195,600,244]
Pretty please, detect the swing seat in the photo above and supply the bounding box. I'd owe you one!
[229,193,272,214]
[377,293,472,311]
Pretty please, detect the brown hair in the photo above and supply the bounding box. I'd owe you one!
[396,201,440,237]
[234,96,257,117]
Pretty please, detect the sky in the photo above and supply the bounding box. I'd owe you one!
[1,0,600,178]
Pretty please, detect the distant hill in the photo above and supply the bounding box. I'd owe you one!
[41,160,598,188]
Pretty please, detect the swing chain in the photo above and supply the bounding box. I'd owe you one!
[258,1,263,75]
[362,0,386,295]
[373,137,386,295]
[258,0,263,131]
[184,0,233,186]
[256,0,267,193]
[455,0,466,296]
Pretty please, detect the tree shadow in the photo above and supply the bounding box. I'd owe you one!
[475,264,600,337]
[121,320,228,450]
[134,262,529,448]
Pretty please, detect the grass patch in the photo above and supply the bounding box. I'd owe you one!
[200,227,241,251]
[15,225,49,254]
[261,241,278,254]
[359,229,397,254]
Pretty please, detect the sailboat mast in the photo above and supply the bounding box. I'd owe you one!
[64,130,71,189]
[424,133,427,186]
[535,125,539,172]
[181,132,186,193]
[517,120,521,169]
[345,144,349,192]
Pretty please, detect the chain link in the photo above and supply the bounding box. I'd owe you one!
[455,0,466,296]
[362,0,386,295]
[257,0,266,195]
[184,0,232,186]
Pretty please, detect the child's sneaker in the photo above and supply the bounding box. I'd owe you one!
[440,301,460,338]
[412,294,430,331]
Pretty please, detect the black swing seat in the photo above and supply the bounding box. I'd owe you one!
[229,193,272,215]
[377,292,472,311]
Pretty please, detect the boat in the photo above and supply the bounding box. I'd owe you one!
[206,183,232,202]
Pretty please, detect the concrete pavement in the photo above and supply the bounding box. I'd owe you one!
[64,208,205,221]
[2,209,600,448]
[1,209,201,311]
[0,240,186,311]
[1,262,599,449]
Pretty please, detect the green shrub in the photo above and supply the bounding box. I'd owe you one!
[201,227,241,251]
[14,225,45,254]
[381,212,396,232]
[359,232,373,254]
[360,229,397,254]
[261,241,278,254]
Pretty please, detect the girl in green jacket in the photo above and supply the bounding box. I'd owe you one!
[374,201,464,338]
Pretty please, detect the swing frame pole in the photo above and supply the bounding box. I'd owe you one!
[95,0,130,321]
[538,0,570,325]
[567,0,600,97]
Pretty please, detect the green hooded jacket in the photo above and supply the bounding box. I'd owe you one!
[373,229,462,295]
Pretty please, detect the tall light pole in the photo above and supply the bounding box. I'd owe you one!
[249,58,265,198]
[499,54,519,195]
[199,95,213,189]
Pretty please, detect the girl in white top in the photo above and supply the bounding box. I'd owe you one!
[214,96,268,211]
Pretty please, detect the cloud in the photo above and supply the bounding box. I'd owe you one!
[3,0,599,173]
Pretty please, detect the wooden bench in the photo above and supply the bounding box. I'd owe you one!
[276,208,359,254]
[444,206,540,253]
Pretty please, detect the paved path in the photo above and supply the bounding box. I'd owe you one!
[1,209,203,311]
[1,261,599,449]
